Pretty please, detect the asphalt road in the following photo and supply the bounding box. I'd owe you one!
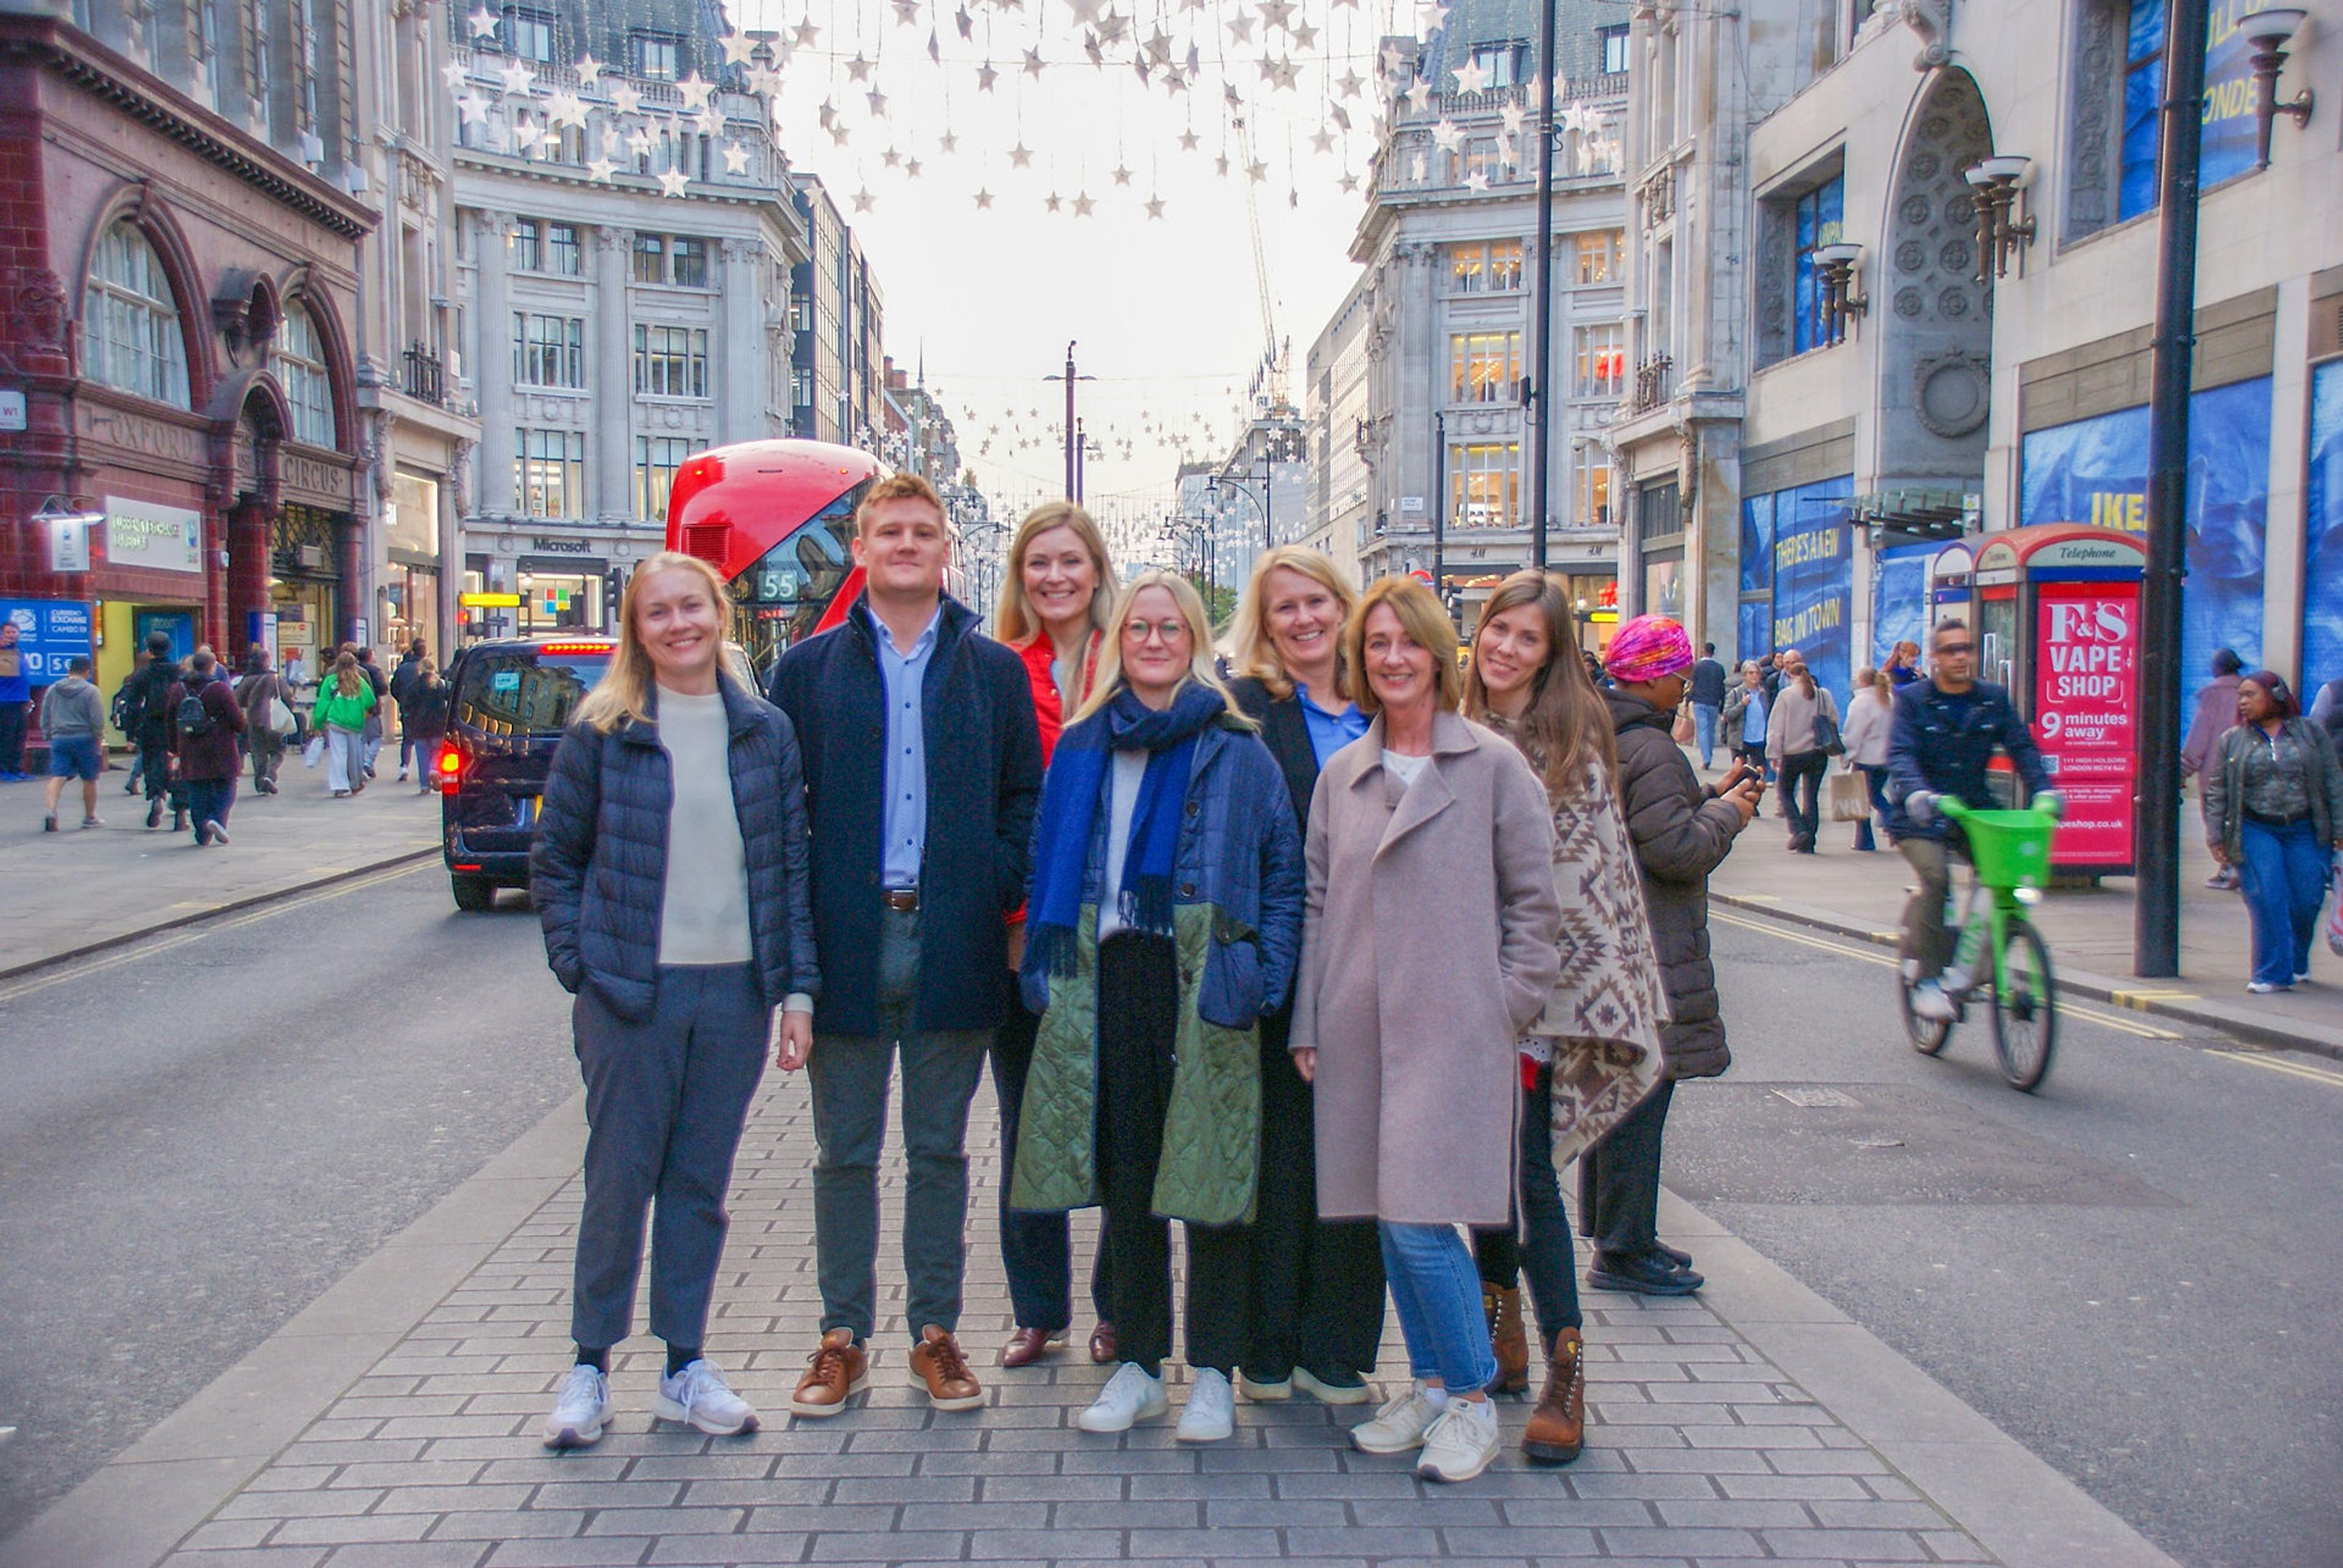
[0,862,577,1539]
[1684,910,2343,1568]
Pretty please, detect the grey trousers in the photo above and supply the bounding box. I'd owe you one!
[571,963,767,1352]
[1899,836,1956,979]
[808,906,990,1344]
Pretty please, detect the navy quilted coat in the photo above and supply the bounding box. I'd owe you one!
[766,595,1043,1036]
[531,674,819,1023]
[1008,713,1304,1225]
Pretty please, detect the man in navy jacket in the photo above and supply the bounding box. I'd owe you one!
[766,470,1044,1422]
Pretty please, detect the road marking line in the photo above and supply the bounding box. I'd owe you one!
[2212,1050,2343,1090]
[0,863,430,1004]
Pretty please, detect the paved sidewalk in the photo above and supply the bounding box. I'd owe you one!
[9,1066,2177,1568]
[0,755,441,976]
[1695,756,2343,1056]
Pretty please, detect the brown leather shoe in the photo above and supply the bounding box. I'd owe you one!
[1521,1326,1586,1465]
[1088,1320,1118,1364]
[789,1328,869,1418]
[1484,1283,1529,1395]
[1000,1326,1062,1368]
[909,1326,985,1410]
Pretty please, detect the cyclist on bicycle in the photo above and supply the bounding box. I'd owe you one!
[1886,618,2058,1020]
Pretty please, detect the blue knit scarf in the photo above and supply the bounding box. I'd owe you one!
[1027,682,1223,976]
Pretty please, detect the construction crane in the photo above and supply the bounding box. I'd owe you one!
[1229,108,1288,410]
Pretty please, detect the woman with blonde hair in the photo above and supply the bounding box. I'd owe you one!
[1218,545,1384,1408]
[1461,569,1666,1464]
[530,551,819,1450]
[1009,570,1303,1445]
[1295,578,1562,1485]
[1840,665,1896,852]
[988,500,1120,1369]
[310,650,378,798]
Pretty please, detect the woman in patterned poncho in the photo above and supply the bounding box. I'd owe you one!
[1462,569,1668,1466]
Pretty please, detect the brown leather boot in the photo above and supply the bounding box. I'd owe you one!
[1521,1326,1586,1465]
[1483,1283,1528,1395]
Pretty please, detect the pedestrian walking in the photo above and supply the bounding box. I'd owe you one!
[166,649,246,846]
[390,640,426,782]
[112,653,148,796]
[1767,655,1838,853]
[1883,640,1922,688]
[129,632,186,830]
[1721,661,1769,780]
[0,618,30,780]
[1009,571,1303,1443]
[235,649,297,796]
[39,655,106,831]
[2204,671,2343,995]
[2188,649,2248,890]
[1584,616,1761,1297]
[1462,572,1668,1465]
[1687,642,1727,771]
[1293,577,1563,1485]
[402,660,449,793]
[987,500,1119,1371]
[311,651,378,797]
[765,471,1043,1420]
[1841,666,1896,852]
[354,646,390,778]
[531,551,819,1450]
[1222,545,1388,1408]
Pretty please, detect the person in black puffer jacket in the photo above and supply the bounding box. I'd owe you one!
[1578,617,1759,1297]
[529,551,818,1453]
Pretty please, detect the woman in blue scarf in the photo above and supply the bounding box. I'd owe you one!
[1008,571,1304,1445]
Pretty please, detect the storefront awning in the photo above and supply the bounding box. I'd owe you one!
[1849,488,1979,543]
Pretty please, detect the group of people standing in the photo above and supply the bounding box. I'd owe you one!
[529,473,1760,1487]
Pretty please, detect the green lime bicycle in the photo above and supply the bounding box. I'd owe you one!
[1896,796,2061,1093]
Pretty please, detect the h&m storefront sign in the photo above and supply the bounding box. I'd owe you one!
[102,496,204,575]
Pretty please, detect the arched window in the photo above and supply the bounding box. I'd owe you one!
[274,303,335,446]
[83,221,191,408]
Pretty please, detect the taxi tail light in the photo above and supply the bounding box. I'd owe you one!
[435,740,467,793]
[537,641,614,656]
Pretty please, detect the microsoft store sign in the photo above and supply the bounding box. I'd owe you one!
[104,497,203,574]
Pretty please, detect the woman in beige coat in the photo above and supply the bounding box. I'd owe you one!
[1291,578,1562,1485]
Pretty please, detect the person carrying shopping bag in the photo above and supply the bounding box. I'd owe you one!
[310,651,377,797]
[2204,671,2343,995]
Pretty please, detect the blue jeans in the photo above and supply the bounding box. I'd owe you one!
[1379,1222,1498,1394]
[186,777,236,840]
[1692,704,1719,769]
[2238,817,2330,988]
[1855,764,1891,852]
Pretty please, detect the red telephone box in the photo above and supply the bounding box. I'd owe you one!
[1970,524,2146,876]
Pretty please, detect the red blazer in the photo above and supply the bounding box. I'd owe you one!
[1012,629,1101,767]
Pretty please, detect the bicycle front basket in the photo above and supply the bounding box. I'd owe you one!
[1958,809,2055,890]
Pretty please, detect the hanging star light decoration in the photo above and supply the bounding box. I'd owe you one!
[587,155,618,181]
[1309,126,1334,154]
[1023,46,1046,77]
[1258,0,1297,29]
[955,5,974,37]
[1225,11,1254,43]
[976,60,998,90]
[440,60,468,90]
[893,0,922,23]
[696,104,725,136]
[1178,128,1199,150]
[1432,118,1464,150]
[1289,16,1317,48]
[938,129,958,152]
[866,86,889,113]
[1071,190,1096,215]
[973,187,995,208]
[497,57,537,96]
[903,155,923,176]
[455,91,491,126]
[793,17,821,48]
[545,89,587,127]
[677,72,713,110]
[1145,194,1165,219]
[573,52,603,86]
[465,4,497,39]
[720,31,757,67]
[1045,190,1062,211]
[624,125,654,155]
[852,187,876,211]
[1008,141,1033,168]
[610,81,642,113]
[1501,101,1526,134]
[1096,9,1130,44]
[722,140,751,173]
[1111,161,1132,184]
[658,167,692,196]
[882,145,902,166]
[846,53,873,82]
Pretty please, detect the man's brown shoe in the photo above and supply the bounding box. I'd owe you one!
[1000,1326,1062,1368]
[1088,1320,1118,1364]
[1521,1326,1586,1465]
[910,1326,985,1410]
[789,1328,869,1418]
[1484,1283,1529,1395]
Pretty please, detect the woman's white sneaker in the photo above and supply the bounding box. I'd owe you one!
[653,1358,759,1437]
[1415,1397,1501,1482]
[1349,1383,1444,1455]
[1175,1368,1236,1442]
[1077,1362,1168,1432]
[542,1364,611,1450]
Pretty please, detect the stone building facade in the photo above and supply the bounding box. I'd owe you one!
[0,0,375,698]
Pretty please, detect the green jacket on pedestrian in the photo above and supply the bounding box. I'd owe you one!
[2203,717,2343,862]
[311,678,378,734]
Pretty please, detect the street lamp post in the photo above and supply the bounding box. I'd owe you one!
[1528,0,1558,572]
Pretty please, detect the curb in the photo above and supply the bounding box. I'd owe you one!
[0,845,439,986]
[1713,889,2343,1064]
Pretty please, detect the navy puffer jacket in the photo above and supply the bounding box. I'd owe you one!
[531,674,820,1023]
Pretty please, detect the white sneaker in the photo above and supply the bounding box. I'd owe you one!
[653,1358,759,1437]
[542,1364,611,1450]
[1415,1397,1501,1483]
[202,820,229,845]
[1236,1369,1291,1401]
[1350,1382,1444,1455]
[2246,981,2289,995]
[1077,1361,1168,1432]
[1910,980,1957,1021]
[1175,1368,1236,1442]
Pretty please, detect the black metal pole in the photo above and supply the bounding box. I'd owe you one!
[2135,0,2207,979]
[1260,449,1273,554]
[1432,408,1447,593]
[1063,340,1077,499]
[1528,0,1557,571]
[1075,418,1086,505]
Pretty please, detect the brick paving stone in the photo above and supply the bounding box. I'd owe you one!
[143,1074,2020,1568]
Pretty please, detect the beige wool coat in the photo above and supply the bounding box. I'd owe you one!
[1290,709,1564,1227]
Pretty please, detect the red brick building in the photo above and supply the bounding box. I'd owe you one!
[0,5,371,696]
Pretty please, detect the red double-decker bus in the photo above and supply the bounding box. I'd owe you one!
[665,438,883,676]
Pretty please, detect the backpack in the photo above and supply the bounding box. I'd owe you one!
[176,684,212,738]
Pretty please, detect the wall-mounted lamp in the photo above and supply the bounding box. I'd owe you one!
[1963,155,2037,281]
[2238,9,2316,169]
[1814,242,1868,344]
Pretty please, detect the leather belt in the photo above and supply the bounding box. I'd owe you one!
[882,888,920,912]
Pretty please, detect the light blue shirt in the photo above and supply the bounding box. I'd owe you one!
[876,605,942,890]
[1741,689,1769,744]
[1295,681,1370,768]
